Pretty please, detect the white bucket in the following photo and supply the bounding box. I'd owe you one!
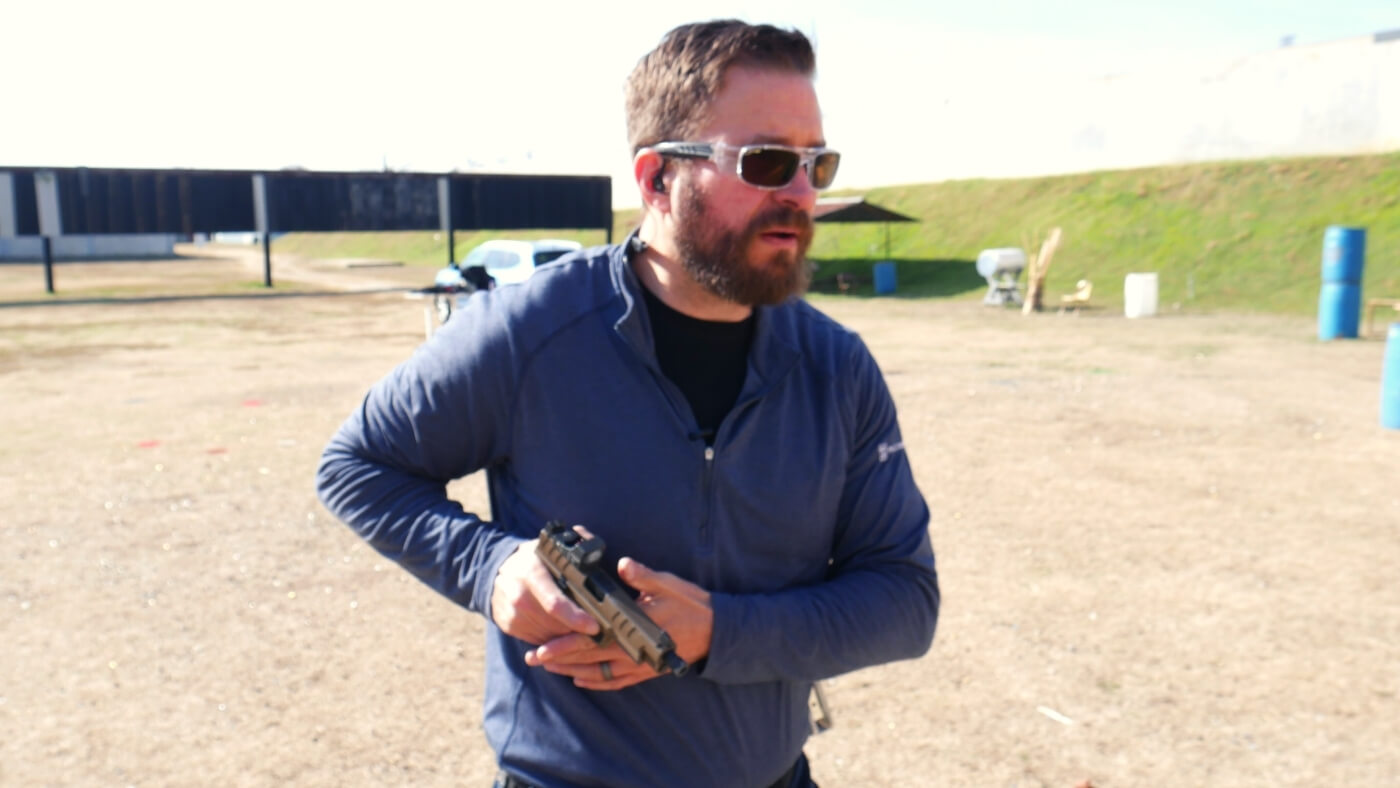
[1124,272,1159,318]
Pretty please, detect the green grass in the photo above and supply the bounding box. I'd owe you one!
[274,151,1400,314]
[818,152,1400,312]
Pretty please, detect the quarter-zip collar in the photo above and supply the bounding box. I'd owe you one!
[607,234,802,403]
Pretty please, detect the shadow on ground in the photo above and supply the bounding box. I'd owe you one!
[809,258,982,299]
[0,287,408,310]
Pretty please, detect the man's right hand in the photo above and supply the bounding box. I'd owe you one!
[490,540,599,645]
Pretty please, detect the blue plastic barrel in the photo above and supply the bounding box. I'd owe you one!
[1321,226,1366,283]
[1383,323,1400,430]
[1318,226,1366,340]
[873,261,897,295]
[1319,282,1362,340]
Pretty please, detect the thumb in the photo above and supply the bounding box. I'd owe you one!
[525,559,599,635]
[618,557,707,603]
[617,557,668,592]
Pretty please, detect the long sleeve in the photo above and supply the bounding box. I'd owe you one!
[701,342,940,683]
[314,292,527,615]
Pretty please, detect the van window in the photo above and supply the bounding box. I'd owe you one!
[484,250,522,270]
[534,250,572,266]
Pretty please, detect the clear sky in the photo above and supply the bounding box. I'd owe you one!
[3,0,1395,206]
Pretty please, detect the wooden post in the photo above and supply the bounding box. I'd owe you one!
[1022,227,1063,315]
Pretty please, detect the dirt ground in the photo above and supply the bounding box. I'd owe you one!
[2,251,1398,787]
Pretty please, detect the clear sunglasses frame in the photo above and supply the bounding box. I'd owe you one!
[650,141,841,190]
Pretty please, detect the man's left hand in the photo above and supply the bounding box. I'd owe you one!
[524,557,713,691]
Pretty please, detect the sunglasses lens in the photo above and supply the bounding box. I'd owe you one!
[810,152,840,190]
[739,148,801,188]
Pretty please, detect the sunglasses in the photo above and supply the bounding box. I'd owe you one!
[651,141,841,190]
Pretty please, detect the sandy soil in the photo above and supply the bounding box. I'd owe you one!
[2,253,1398,787]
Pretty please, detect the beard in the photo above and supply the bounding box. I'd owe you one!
[672,181,815,306]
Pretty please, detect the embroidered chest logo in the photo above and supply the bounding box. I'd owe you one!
[877,441,905,463]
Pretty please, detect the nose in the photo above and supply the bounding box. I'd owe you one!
[775,163,818,212]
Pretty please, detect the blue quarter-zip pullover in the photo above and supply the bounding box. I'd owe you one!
[316,240,939,788]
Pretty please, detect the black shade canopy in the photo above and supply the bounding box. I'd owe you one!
[813,196,917,224]
[813,197,917,259]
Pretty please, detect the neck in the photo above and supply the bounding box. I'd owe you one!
[633,220,753,323]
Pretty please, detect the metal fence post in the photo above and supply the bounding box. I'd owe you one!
[42,236,54,294]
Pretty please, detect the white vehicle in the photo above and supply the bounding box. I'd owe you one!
[461,239,583,287]
[431,238,583,322]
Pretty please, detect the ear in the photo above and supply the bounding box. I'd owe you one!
[633,148,670,211]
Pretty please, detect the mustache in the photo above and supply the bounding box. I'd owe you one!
[750,206,815,235]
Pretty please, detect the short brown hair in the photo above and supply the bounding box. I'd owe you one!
[624,20,815,153]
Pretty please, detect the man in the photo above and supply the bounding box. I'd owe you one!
[316,19,939,788]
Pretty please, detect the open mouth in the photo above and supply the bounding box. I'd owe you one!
[759,229,800,244]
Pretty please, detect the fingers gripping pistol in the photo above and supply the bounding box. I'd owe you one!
[536,521,690,677]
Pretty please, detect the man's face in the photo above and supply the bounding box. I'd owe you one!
[668,65,824,306]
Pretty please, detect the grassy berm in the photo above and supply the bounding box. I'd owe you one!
[273,151,1400,314]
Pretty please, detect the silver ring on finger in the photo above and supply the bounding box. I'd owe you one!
[600,662,613,681]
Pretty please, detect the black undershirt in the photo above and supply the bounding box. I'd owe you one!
[641,286,755,444]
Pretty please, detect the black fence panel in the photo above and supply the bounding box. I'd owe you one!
[12,171,39,235]
[185,173,257,233]
[46,169,256,234]
[155,174,183,232]
[451,174,610,231]
[265,172,440,232]
[54,170,91,233]
[128,173,157,233]
[2,167,610,236]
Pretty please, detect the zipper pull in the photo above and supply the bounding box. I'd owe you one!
[704,446,715,462]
